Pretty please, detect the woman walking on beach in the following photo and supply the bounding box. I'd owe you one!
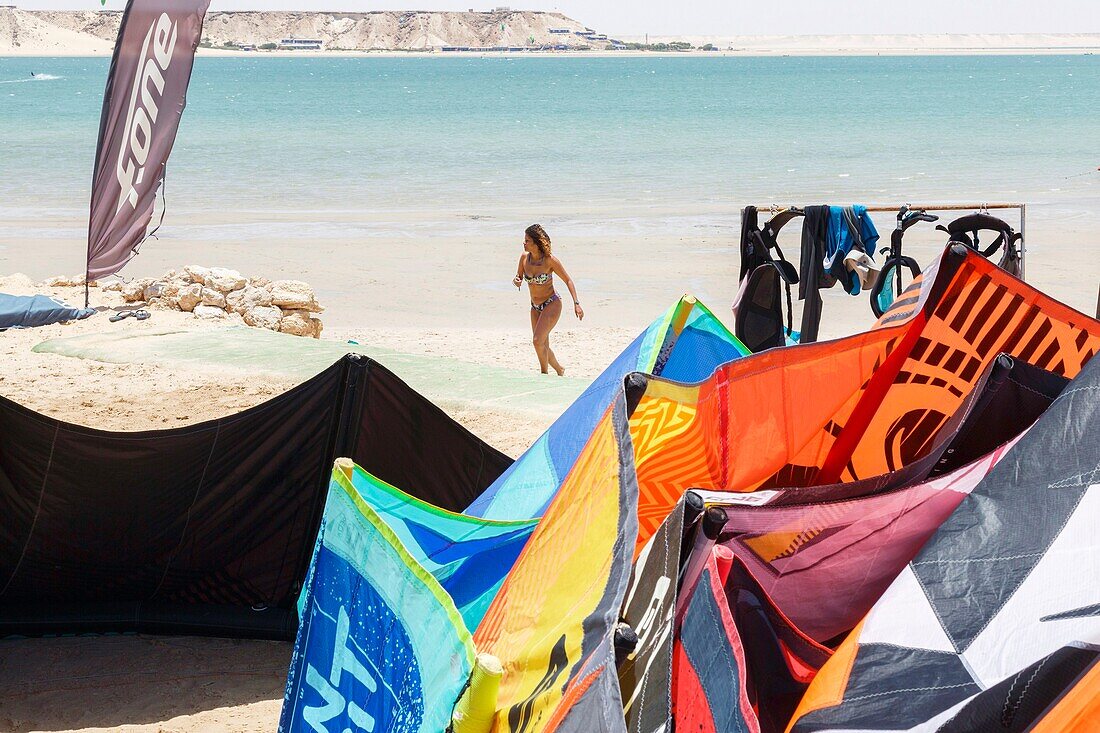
[513,224,583,375]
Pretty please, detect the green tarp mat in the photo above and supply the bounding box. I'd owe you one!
[33,326,588,417]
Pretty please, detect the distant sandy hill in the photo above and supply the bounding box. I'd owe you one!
[1,8,1098,56]
[0,8,612,54]
[622,33,1100,54]
[0,6,114,54]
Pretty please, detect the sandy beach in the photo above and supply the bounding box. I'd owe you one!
[0,204,1097,733]
[1,220,1097,732]
[2,21,1100,728]
[1,205,1097,443]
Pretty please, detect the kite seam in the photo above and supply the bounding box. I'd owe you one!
[965,488,1087,643]
[912,553,1043,565]
[1002,655,1048,727]
[1002,668,1027,725]
[843,681,974,703]
[910,566,961,655]
[689,571,749,733]
[1049,465,1100,489]
[0,424,58,597]
[629,514,671,733]
[1056,385,1100,400]
[864,642,957,653]
[151,422,221,600]
[1001,374,1057,400]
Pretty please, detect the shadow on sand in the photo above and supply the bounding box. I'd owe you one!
[0,635,290,731]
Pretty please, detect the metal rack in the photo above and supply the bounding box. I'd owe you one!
[749,203,1027,279]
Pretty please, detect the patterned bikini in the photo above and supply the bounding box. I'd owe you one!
[524,269,560,312]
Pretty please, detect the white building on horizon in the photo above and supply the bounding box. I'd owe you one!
[278,38,323,50]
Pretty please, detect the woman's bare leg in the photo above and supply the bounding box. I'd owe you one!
[546,342,564,376]
[530,306,544,372]
[533,298,563,375]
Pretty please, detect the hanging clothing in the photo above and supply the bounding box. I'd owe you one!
[844,250,882,292]
[738,204,880,348]
[798,206,831,344]
[825,205,880,295]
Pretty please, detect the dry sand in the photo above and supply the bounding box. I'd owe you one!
[0,275,302,432]
[1,636,288,733]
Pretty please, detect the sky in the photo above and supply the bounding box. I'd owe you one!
[13,0,1100,37]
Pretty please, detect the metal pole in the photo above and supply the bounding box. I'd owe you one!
[749,202,1025,214]
[1019,203,1026,281]
[749,203,1028,278]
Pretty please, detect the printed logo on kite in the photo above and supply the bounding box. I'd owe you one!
[508,634,569,733]
[115,12,178,214]
[303,606,380,732]
[287,545,423,733]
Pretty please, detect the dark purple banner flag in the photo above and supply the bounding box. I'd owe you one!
[86,0,210,281]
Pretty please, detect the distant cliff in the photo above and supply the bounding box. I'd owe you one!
[0,8,615,53]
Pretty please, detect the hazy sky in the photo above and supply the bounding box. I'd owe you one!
[15,0,1100,36]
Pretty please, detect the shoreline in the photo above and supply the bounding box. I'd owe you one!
[3,47,1099,58]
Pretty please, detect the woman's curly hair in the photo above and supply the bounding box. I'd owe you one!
[525,224,552,258]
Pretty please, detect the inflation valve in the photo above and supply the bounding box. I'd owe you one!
[450,652,503,733]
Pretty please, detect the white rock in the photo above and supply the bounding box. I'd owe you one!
[101,281,124,292]
[205,267,247,294]
[183,265,211,285]
[226,285,273,314]
[160,280,184,307]
[193,305,227,319]
[243,305,283,331]
[45,274,93,287]
[121,278,153,303]
[249,276,272,289]
[279,309,323,338]
[177,283,203,312]
[200,287,227,308]
[143,281,167,300]
[271,280,322,313]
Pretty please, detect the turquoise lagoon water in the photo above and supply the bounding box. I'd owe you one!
[1,54,1098,237]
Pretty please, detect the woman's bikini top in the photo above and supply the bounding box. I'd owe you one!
[523,255,553,285]
[523,270,553,285]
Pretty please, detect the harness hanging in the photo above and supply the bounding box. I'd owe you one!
[936,213,1023,277]
[733,206,803,352]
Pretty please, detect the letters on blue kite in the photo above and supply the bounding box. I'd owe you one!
[280,467,474,733]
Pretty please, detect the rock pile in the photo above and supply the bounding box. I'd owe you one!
[102,266,324,338]
[44,274,95,288]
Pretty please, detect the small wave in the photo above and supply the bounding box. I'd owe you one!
[0,74,64,84]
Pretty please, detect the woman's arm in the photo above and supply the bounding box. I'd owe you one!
[513,255,525,288]
[551,256,584,320]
